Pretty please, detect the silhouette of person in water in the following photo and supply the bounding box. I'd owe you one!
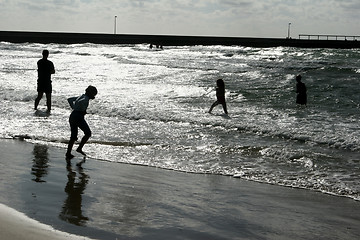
[66,86,98,159]
[208,78,228,115]
[296,74,307,106]
[34,50,55,113]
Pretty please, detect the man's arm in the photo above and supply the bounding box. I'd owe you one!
[51,62,55,74]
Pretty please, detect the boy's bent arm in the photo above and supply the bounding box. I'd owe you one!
[67,97,77,109]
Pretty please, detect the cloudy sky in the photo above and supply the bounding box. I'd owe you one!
[0,0,359,38]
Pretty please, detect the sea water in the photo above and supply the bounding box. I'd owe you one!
[0,41,359,201]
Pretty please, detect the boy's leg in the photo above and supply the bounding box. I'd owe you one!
[209,101,219,113]
[222,102,228,115]
[66,117,78,158]
[77,136,90,156]
[66,139,76,159]
[76,119,92,156]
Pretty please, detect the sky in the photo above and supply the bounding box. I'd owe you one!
[0,0,359,38]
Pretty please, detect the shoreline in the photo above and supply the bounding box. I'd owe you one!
[1,138,360,239]
[1,30,360,48]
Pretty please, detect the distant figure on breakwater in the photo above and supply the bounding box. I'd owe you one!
[34,50,55,113]
[208,79,228,115]
[66,86,98,160]
[296,74,307,106]
[149,44,163,50]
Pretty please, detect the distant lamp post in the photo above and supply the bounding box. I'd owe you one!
[114,16,117,34]
[287,22,291,39]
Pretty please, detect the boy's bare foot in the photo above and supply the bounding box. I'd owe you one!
[76,148,86,156]
[65,153,74,159]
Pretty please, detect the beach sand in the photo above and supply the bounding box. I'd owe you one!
[0,203,93,240]
[0,139,359,240]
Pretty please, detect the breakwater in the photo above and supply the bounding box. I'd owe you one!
[1,31,359,49]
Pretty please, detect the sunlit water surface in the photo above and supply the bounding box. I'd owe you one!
[1,42,360,200]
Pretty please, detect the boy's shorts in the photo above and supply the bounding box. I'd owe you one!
[69,111,91,141]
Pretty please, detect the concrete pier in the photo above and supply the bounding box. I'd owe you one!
[1,31,360,49]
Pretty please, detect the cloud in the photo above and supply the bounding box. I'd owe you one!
[0,0,358,37]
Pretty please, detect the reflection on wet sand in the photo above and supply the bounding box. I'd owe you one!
[31,144,49,183]
[59,159,89,226]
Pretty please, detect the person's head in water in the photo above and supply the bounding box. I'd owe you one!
[217,78,225,88]
[296,74,302,83]
[85,85,98,99]
[42,50,49,59]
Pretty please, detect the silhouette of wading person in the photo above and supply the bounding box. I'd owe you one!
[296,74,307,106]
[66,86,98,160]
[34,50,55,113]
[208,79,228,115]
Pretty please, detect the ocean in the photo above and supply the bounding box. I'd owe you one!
[0,41,359,201]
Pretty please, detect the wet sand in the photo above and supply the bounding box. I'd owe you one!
[0,139,360,239]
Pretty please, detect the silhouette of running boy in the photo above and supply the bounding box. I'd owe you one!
[208,79,228,115]
[66,86,98,159]
[34,50,55,113]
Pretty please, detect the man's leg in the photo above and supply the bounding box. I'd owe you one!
[45,92,52,112]
[34,92,44,110]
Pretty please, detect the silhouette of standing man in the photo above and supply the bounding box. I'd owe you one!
[296,74,307,106]
[35,50,55,113]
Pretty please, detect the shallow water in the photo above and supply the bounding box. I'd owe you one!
[0,42,359,200]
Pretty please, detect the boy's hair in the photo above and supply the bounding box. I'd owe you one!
[86,85,98,96]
